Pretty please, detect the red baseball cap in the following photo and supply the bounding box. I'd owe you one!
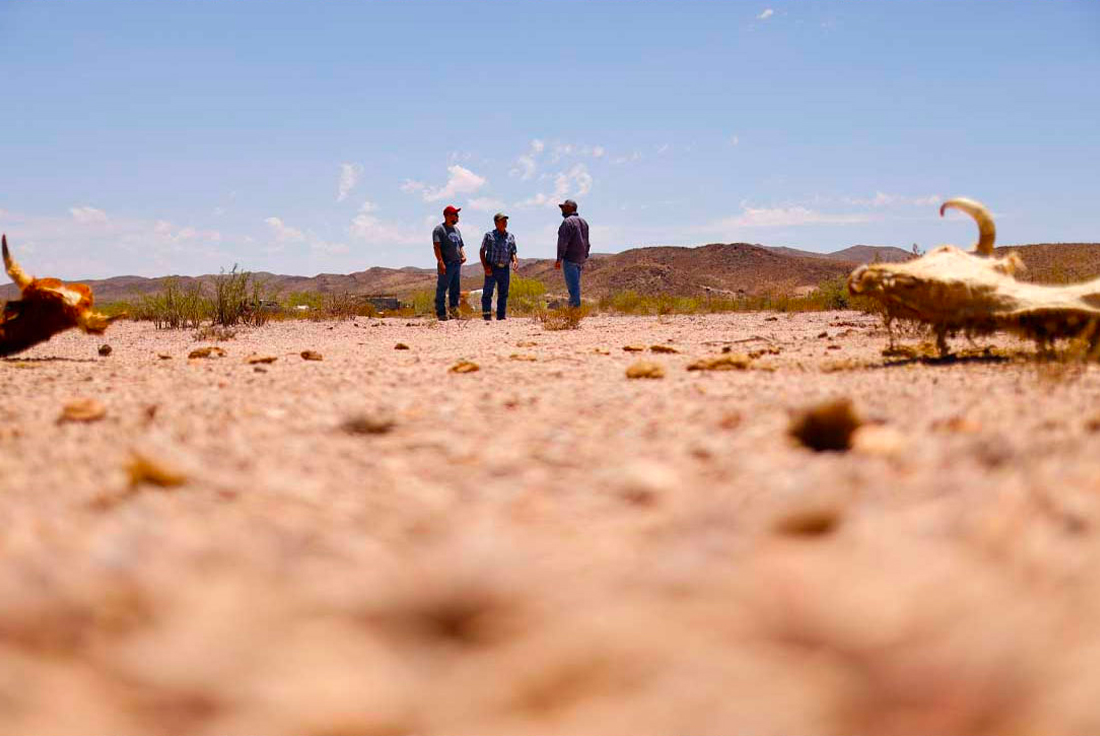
[443,205,461,217]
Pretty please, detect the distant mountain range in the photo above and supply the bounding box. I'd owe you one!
[4,242,1100,304]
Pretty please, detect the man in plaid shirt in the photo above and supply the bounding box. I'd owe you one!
[479,212,519,320]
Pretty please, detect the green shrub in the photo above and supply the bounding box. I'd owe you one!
[212,265,272,326]
[506,275,547,315]
[133,278,210,329]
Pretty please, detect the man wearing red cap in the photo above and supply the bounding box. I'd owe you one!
[432,205,467,320]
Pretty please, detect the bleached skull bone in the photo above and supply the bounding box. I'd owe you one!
[847,198,1100,348]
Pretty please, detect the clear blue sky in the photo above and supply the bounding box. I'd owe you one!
[2,1,1098,279]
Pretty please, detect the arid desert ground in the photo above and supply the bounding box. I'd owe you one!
[5,313,1100,734]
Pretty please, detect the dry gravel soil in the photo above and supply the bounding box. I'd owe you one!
[4,312,1100,734]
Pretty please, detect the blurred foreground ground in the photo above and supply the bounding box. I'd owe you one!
[3,313,1100,735]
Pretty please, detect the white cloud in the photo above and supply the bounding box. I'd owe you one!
[151,219,222,243]
[656,143,670,155]
[510,139,545,180]
[758,8,774,20]
[264,216,306,243]
[265,215,350,255]
[729,135,740,147]
[612,151,642,165]
[567,164,592,196]
[418,165,487,202]
[510,139,603,180]
[843,192,942,208]
[516,192,554,208]
[516,164,592,208]
[511,154,537,181]
[337,162,363,202]
[348,203,419,246]
[468,197,507,212]
[400,179,426,194]
[551,142,606,162]
[715,204,872,229]
[359,200,378,213]
[70,206,108,225]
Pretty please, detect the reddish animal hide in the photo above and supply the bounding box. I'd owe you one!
[1,234,122,357]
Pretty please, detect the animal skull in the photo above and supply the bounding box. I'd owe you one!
[848,198,1100,355]
[1,234,122,357]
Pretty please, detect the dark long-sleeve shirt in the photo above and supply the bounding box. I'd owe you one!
[556,213,590,264]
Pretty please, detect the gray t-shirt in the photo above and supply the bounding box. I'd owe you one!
[432,224,464,263]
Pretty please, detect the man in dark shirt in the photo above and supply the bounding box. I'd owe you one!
[479,212,519,321]
[555,199,590,308]
[431,205,467,320]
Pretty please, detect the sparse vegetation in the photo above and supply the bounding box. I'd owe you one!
[126,267,275,329]
[506,276,548,315]
[593,277,881,316]
[134,278,209,329]
[536,305,591,330]
[213,265,272,327]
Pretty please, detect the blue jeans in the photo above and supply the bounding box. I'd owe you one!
[435,260,461,318]
[562,259,583,307]
[482,266,511,319]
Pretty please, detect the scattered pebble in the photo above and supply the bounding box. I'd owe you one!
[852,424,905,456]
[98,344,112,356]
[394,343,410,350]
[341,412,397,435]
[157,353,173,360]
[58,398,107,423]
[509,354,538,362]
[626,361,665,379]
[623,345,645,352]
[246,354,278,364]
[618,461,677,506]
[718,410,742,430]
[451,360,480,374]
[593,348,611,355]
[301,350,324,361]
[789,398,863,452]
[773,506,842,537]
[650,345,680,354]
[189,346,227,359]
[687,354,752,371]
[127,451,188,488]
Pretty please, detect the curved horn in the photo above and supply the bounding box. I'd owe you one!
[939,198,996,255]
[3,234,32,290]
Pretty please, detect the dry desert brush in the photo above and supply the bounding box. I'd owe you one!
[536,305,591,331]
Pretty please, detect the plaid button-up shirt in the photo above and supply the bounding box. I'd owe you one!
[481,230,517,267]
